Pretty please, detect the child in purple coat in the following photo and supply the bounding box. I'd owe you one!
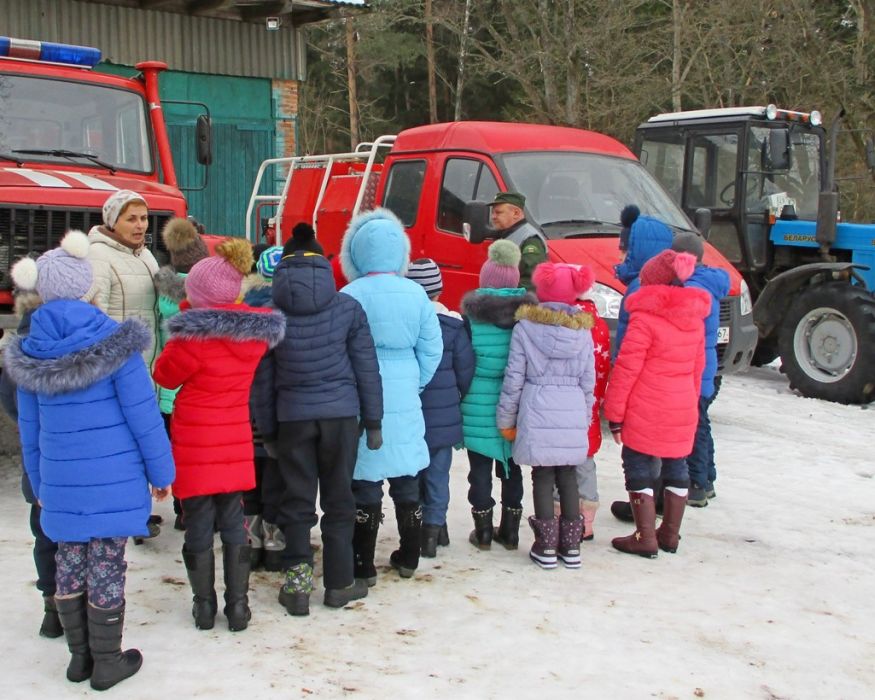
[497,263,596,569]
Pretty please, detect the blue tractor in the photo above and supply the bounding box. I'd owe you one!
[635,105,875,404]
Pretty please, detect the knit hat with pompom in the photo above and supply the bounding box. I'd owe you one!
[11,230,93,302]
[282,222,324,256]
[619,204,640,252]
[185,238,253,308]
[639,249,697,287]
[161,217,209,273]
[479,239,521,289]
[533,262,595,305]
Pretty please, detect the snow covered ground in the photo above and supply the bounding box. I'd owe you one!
[0,364,872,699]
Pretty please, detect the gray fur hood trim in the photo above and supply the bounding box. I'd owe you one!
[4,319,150,395]
[167,307,286,349]
[154,266,187,303]
[461,291,538,329]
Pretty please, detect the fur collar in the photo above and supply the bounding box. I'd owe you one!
[461,291,538,329]
[4,319,150,395]
[241,272,271,297]
[626,285,712,330]
[515,303,594,330]
[154,266,187,302]
[166,306,286,348]
[14,291,42,319]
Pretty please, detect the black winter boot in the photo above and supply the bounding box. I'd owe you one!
[324,579,368,609]
[278,562,313,616]
[420,524,441,558]
[87,604,142,691]
[182,547,217,630]
[390,502,423,578]
[223,544,252,632]
[492,507,523,550]
[55,595,93,683]
[468,507,493,550]
[40,594,64,638]
[353,504,382,587]
[437,523,450,547]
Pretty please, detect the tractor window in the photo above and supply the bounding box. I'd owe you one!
[438,158,499,234]
[687,133,738,209]
[638,131,685,204]
[383,159,427,227]
[747,126,820,219]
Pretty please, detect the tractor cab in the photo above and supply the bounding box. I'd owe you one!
[634,106,825,297]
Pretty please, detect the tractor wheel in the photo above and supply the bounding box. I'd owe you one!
[778,282,875,404]
[751,337,779,367]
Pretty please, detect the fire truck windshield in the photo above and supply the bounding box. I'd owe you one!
[501,151,691,234]
[0,73,152,173]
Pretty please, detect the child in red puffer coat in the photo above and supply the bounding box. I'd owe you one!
[603,249,710,559]
[154,239,285,633]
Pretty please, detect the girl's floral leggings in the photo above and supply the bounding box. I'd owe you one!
[55,537,127,609]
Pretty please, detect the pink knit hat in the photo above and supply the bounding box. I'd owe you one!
[185,238,253,308]
[479,239,521,289]
[639,250,697,287]
[533,263,595,304]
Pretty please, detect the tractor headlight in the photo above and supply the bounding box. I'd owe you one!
[739,279,753,316]
[587,283,623,320]
[766,104,778,120]
[810,110,822,127]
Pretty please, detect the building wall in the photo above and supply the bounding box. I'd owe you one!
[4,0,306,80]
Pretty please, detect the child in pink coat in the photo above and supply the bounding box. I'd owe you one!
[603,250,710,558]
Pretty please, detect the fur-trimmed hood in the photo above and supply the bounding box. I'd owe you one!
[515,302,594,330]
[166,304,286,348]
[626,284,711,331]
[154,266,187,303]
[5,315,150,395]
[461,289,538,329]
[340,208,410,281]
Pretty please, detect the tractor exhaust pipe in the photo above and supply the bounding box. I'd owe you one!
[816,108,844,257]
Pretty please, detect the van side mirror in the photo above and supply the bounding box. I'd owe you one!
[196,115,212,166]
[693,207,712,239]
[765,128,791,171]
[463,201,494,244]
[866,137,875,171]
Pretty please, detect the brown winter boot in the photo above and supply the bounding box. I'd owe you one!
[611,492,658,558]
[656,490,687,553]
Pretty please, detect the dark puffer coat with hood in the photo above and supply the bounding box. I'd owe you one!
[251,251,383,437]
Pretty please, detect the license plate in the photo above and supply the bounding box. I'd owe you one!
[717,326,730,343]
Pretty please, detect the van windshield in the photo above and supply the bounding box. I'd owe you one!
[0,73,152,173]
[500,152,691,235]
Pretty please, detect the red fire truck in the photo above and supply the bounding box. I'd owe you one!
[0,36,212,330]
[247,121,758,375]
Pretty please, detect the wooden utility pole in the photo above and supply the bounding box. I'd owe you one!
[454,0,471,121]
[425,0,438,123]
[345,14,359,148]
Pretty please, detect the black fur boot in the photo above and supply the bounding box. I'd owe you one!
[420,524,441,558]
[87,604,142,691]
[55,595,93,683]
[353,504,382,587]
[492,507,523,550]
[389,502,423,578]
[468,507,493,550]
[40,594,64,638]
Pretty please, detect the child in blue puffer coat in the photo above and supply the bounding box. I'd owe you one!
[339,209,442,584]
[4,231,174,691]
[671,232,730,506]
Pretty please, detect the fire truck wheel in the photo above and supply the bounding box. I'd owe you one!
[778,281,875,404]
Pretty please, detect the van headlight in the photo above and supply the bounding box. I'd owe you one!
[587,283,623,320]
[740,279,753,316]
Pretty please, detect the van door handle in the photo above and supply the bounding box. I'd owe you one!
[436,262,463,270]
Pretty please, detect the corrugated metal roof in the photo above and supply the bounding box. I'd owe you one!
[3,0,323,79]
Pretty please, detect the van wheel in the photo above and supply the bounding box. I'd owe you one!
[778,282,875,404]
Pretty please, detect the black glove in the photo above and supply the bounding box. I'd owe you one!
[366,428,383,451]
[608,422,623,434]
[264,441,279,459]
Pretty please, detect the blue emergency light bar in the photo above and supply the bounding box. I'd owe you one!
[0,37,101,67]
